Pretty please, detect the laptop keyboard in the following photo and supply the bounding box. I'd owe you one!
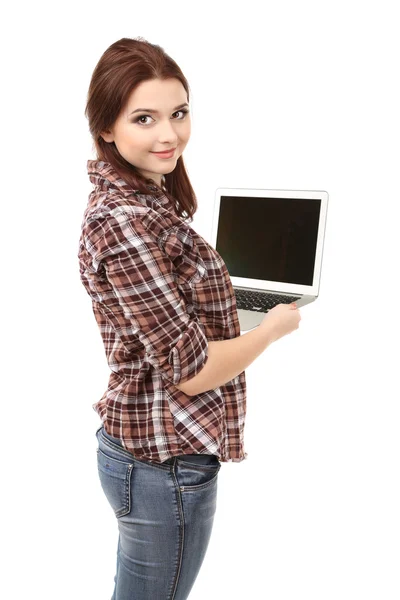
[234,288,302,312]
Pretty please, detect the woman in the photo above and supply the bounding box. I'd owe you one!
[78,36,300,600]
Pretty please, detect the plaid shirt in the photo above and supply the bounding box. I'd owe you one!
[77,160,247,463]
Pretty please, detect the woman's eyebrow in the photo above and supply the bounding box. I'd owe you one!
[129,103,189,116]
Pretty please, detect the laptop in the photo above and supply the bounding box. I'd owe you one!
[209,188,329,332]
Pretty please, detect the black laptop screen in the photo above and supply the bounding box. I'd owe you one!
[216,195,321,287]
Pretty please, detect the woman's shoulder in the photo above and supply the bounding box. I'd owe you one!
[85,189,152,222]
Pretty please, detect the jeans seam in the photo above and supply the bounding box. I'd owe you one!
[168,458,185,600]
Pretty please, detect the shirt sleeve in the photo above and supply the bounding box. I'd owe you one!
[84,208,209,387]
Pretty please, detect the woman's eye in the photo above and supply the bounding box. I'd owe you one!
[136,115,153,125]
[134,109,189,126]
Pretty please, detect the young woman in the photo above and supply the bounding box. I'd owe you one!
[78,36,300,600]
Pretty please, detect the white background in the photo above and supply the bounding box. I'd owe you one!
[2,1,399,598]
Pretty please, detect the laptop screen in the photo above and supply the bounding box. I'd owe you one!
[216,195,321,287]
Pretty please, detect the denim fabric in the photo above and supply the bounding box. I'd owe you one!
[95,425,222,599]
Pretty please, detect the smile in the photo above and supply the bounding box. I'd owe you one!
[151,148,176,158]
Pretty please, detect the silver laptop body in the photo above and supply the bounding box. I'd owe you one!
[210,187,329,332]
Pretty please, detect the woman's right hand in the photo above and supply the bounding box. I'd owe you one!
[260,302,301,343]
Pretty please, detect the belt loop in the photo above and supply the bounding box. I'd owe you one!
[172,456,178,473]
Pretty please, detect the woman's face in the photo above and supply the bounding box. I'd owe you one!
[101,78,191,186]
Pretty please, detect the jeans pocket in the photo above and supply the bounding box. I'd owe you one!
[176,457,222,492]
[96,448,134,518]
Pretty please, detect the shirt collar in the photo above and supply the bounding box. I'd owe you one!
[87,159,170,207]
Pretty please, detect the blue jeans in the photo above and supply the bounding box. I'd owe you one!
[95,425,222,599]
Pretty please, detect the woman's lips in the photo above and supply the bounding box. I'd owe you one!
[151,148,176,158]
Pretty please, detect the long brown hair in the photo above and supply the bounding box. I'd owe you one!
[84,37,198,222]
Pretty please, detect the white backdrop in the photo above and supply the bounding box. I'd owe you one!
[2,1,399,598]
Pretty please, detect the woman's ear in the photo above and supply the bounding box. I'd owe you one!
[100,129,114,143]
